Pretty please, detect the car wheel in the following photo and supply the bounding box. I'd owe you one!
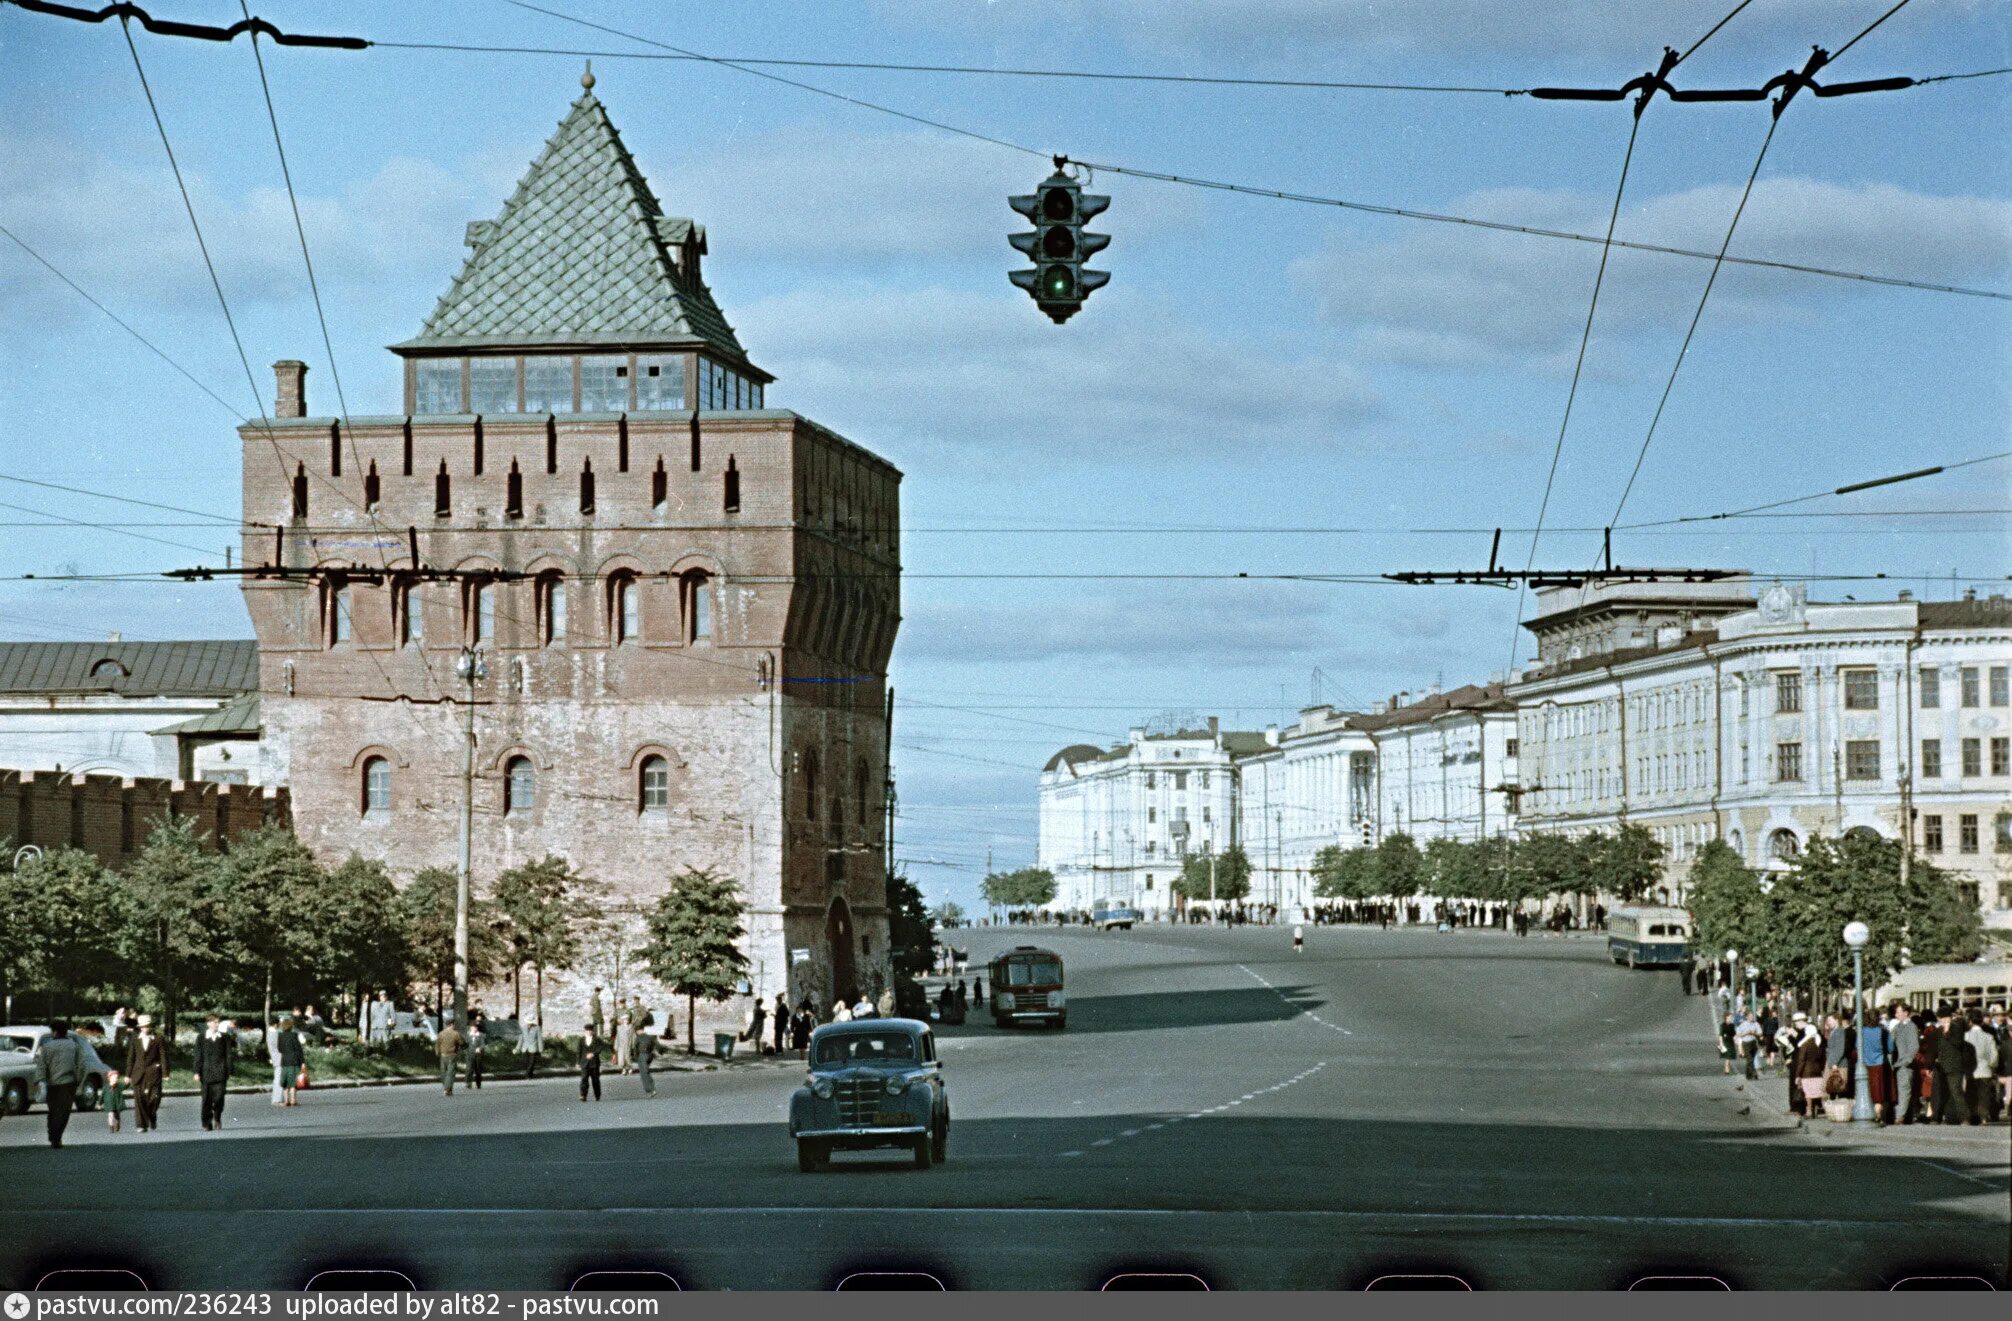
[1054,1014,1067,1030]
[797,1140,827,1173]
[3,1080,27,1115]
[911,1134,934,1169]
[76,1077,102,1112]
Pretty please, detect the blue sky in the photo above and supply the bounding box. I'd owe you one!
[2,0,2008,912]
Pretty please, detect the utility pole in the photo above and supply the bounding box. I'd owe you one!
[453,645,487,1031]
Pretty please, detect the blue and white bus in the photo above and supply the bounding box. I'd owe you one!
[1606,906,1691,969]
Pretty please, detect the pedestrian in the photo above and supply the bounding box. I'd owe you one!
[1860,1009,1894,1125]
[1934,1011,1970,1124]
[467,1014,487,1090]
[1916,1011,1943,1122]
[124,1014,166,1132]
[955,980,968,1015]
[303,1004,327,1044]
[267,1017,287,1107]
[1717,1011,1737,1075]
[436,1014,464,1097]
[772,993,789,1055]
[832,998,852,1024]
[636,1021,657,1096]
[277,1017,305,1107]
[1890,1003,1921,1123]
[589,987,606,1039]
[875,979,896,1019]
[519,1012,543,1079]
[579,1025,604,1102]
[1292,923,1305,954]
[105,1068,126,1133]
[32,1020,86,1148]
[194,1013,235,1131]
[1758,1003,1780,1073]
[973,976,985,1008]
[1823,1012,1854,1105]
[792,1000,814,1057]
[1991,1004,2012,1122]
[614,1012,634,1075]
[1735,1011,1762,1080]
[853,991,875,1020]
[1962,1010,1998,1126]
[742,998,767,1053]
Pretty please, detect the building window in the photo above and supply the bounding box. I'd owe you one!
[803,750,819,821]
[398,578,423,647]
[1923,814,1943,852]
[1959,813,1979,854]
[1505,738,1519,757]
[1920,667,1940,708]
[1961,666,1980,707]
[415,358,462,413]
[1774,672,1802,714]
[1920,738,1941,779]
[328,581,352,645]
[1770,829,1800,862]
[612,573,639,644]
[1842,669,1878,710]
[505,461,524,519]
[540,575,566,647]
[362,757,391,816]
[523,356,572,413]
[1994,737,2010,777]
[581,355,628,413]
[1173,771,1188,790]
[469,357,517,413]
[504,757,534,816]
[464,580,495,646]
[1845,740,1880,781]
[682,571,712,643]
[1962,738,1982,778]
[1147,806,1157,823]
[363,461,380,510]
[639,755,670,812]
[1775,741,1803,782]
[636,354,683,410]
[1144,772,1155,790]
[1993,665,2010,707]
[434,461,451,517]
[855,761,871,827]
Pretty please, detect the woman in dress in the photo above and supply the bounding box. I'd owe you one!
[614,1013,635,1075]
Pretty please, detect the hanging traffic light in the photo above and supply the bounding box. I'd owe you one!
[1010,160,1109,324]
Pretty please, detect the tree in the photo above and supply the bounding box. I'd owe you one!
[930,900,965,928]
[118,815,226,1040]
[212,825,326,1031]
[495,855,590,1023]
[1514,831,1592,900]
[1425,837,1486,899]
[981,866,1056,910]
[1372,833,1426,899]
[395,866,509,1015]
[640,866,750,1054]
[1586,823,1664,903]
[1751,834,1909,994]
[315,855,409,1016]
[1311,845,1376,900]
[1903,853,1985,965]
[1174,846,1251,902]
[0,847,126,1010]
[1686,839,1763,964]
[885,867,937,979]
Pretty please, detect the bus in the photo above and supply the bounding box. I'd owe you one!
[1872,961,2012,1015]
[1606,906,1691,969]
[989,945,1066,1029]
[1092,903,1141,931]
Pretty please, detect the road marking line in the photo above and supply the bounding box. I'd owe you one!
[1060,1150,1084,1158]
[1918,1158,2006,1189]
[1092,1137,1115,1147]
[1146,1123,1165,1131]
[1120,1128,1140,1138]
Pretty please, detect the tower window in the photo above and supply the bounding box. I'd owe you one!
[581,355,628,413]
[398,578,423,647]
[504,756,535,816]
[505,460,523,519]
[362,757,391,816]
[415,358,462,414]
[724,455,740,512]
[580,458,596,515]
[612,573,639,644]
[636,354,683,410]
[434,461,451,517]
[469,357,516,414]
[328,580,352,645]
[523,356,572,414]
[639,754,670,812]
[651,456,667,510]
[292,463,308,518]
[363,461,380,511]
[683,571,712,644]
[469,580,493,645]
[541,574,567,647]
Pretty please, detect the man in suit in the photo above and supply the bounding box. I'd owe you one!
[1891,1003,1921,1124]
[124,1014,167,1131]
[193,1013,236,1131]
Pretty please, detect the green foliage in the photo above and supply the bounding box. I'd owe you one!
[1373,834,1426,899]
[395,866,510,995]
[494,855,591,1015]
[1514,831,1594,898]
[1751,834,1909,992]
[1311,843,1376,900]
[639,866,750,1052]
[1585,823,1665,903]
[885,868,938,979]
[930,900,965,927]
[1902,852,1985,965]
[212,825,327,1019]
[0,846,125,998]
[981,866,1057,909]
[1685,839,1762,962]
[118,815,225,1031]
[315,855,409,996]
[1174,845,1252,902]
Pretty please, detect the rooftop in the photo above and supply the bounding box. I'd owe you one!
[1348,682,1514,732]
[0,640,258,698]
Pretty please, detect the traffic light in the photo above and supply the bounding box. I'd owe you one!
[1010,164,1109,324]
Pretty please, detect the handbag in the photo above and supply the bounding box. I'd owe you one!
[295,1066,310,1090]
[1823,1065,1848,1097]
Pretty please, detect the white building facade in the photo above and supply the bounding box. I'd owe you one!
[1354,683,1519,847]
[1511,584,2012,925]
[1235,706,1375,912]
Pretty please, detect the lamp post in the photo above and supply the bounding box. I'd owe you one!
[1843,920,1872,1122]
[1745,964,1759,1017]
[1724,948,1738,1013]
[453,646,487,1034]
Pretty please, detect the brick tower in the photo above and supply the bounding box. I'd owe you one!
[240,73,901,1022]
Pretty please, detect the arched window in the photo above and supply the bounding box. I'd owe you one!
[639,754,670,812]
[540,574,567,647]
[328,580,352,645]
[504,756,535,816]
[397,577,424,647]
[611,572,639,644]
[682,570,712,643]
[1769,828,1800,862]
[1845,825,1882,844]
[803,749,820,821]
[468,580,494,645]
[361,757,391,816]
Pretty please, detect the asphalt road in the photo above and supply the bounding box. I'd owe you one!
[3,925,2006,1290]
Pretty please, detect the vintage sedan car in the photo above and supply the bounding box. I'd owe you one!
[788,1018,949,1172]
[0,1026,112,1114]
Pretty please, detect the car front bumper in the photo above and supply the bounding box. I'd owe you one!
[794,1124,929,1141]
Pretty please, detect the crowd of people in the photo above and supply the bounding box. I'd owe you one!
[1713,994,2009,1126]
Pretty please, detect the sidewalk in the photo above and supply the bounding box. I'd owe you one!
[160,1047,799,1098]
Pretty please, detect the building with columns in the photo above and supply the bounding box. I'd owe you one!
[241,76,901,1017]
[1234,706,1375,912]
[1352,682,1518,848]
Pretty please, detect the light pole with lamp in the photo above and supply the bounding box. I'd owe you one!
[1843,920,1873,1123]
[452,645,487,1034]
[1724,948,1738,1013]
[1745,964,1759,1016]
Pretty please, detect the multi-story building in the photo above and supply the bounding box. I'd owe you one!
[240,75,902,1014]
[1511,581,2012,924]
[1352,683,1518,847]
[1235,705,1375,911]
[1037,720,1262,917]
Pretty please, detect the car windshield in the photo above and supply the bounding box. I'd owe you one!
[1004,960,1062,986]
[814,1032,918,1066]
[0,1032,37,1053]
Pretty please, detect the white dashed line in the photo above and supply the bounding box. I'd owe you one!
[1059,1062,1329,1157]
[1240,963,1354,1035]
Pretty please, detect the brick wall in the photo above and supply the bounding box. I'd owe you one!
[0,768,290,870]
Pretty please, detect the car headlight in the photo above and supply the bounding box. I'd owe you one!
[884,1076,908,1095]
[811,1078,834,1099]
[998,992,1015,1009]
[1048,991,1065,1009]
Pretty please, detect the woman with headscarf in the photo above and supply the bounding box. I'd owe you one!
[1789,1012,1826,1116]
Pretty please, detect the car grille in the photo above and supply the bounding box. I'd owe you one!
[835,1078,883,1127]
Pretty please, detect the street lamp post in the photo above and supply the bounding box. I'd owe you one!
[453,646,488,1034]
[1724,947,1739,1014]
[1843,920,1873,1123]
[1745,964,1759,1016]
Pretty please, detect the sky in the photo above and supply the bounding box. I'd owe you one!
[2,0,2008,914]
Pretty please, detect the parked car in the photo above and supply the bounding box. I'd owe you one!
[788,1018,949,1172]
[0,1026,112,1115]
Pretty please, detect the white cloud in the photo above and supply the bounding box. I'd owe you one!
[1289,177,2012,368]
[739,284,1382,458]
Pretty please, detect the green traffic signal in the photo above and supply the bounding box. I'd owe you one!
[1042,265,1076,299]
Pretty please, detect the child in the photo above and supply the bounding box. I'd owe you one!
[105,1069,126,1133]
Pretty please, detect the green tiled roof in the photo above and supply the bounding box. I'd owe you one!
[395,88,749,362]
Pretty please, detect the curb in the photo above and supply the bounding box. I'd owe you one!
[157,1053,799,1098]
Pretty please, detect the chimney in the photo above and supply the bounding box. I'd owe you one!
[1963,588,1978,602]
[1264,724,1279,746]
[1127,727,1146,748]
[106,631,121,643]
[274,360,309,419]
[1896,590,1913,602]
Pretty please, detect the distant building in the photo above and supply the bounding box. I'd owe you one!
[1351,683,1518,847]
[0,639,262,785]
[240,76,901,1014]
[1234,706,1374,912]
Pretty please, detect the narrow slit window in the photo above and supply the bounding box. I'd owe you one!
[363,461,380,510]
[580,458,596,515]
[292,463,308,518]
[506,460,523,519]
[434,461,451,517]
[651,456,667,509]
[723,455,740,512]
[542,575,567,647]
